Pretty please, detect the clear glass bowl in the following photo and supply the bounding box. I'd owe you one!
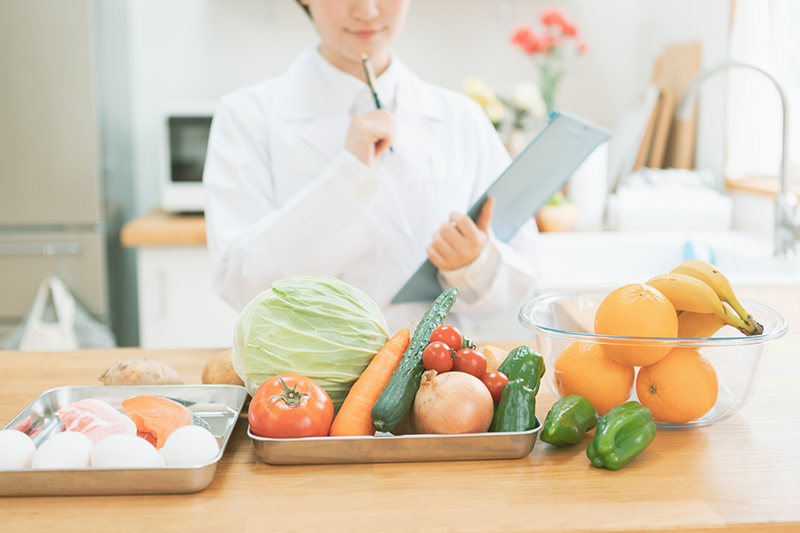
[519,292,788,428]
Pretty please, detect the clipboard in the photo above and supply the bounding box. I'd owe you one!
[391,110,612,304]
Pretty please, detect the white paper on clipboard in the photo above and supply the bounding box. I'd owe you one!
[391,110,612,304]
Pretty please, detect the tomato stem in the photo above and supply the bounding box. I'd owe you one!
[271,375,308,408]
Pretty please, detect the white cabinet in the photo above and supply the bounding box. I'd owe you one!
[137,246,239,349]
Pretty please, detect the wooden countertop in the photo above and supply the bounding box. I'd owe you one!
[725,176,800,199]
[2,317,800,532]
[121,210,206,247]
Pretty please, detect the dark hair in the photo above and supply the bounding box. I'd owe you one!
[295,0,311,18]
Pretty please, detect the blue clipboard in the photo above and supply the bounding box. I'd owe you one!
[391,110,612,304]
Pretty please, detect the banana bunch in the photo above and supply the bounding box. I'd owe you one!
[646,260,764,337]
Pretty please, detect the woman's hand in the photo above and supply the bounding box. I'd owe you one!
[427,198,496,271]
[345,110,396,168]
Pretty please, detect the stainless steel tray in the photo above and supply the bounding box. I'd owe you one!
[0,385,247,497]
[249,418,541,465]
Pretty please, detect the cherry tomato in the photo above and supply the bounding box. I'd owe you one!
[429,325,463,352]
[248,374,334,438]
[481,371,510,403]
[423,341,454,373]
[453,348,487,378]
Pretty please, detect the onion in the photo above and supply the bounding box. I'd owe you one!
[412,370,494,434]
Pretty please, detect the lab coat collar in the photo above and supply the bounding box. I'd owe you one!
[277,44,444,123]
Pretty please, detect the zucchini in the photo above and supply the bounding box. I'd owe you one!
[371,287,458,431]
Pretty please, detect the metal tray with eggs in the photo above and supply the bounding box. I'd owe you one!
[0,385,247,496]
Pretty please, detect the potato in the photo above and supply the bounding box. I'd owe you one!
[99,359,184,386]
[482,345,510,372]
[202,349,244,386]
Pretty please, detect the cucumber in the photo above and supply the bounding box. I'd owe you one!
[371,287,458,431]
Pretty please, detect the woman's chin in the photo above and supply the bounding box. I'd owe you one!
[344,33,390,54]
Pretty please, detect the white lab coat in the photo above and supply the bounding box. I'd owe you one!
[204,45,540,333]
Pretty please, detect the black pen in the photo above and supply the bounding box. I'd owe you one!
[360,51,394,153]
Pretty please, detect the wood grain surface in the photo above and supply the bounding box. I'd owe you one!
[121,210,206,247]
[1,287,799,533]
[659,41,702,169]
[725,176,800,199]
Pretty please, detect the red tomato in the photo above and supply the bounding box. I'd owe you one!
[481,371,510,403]
[429,325,463,352]
[248,374,334,438]
[453,349,487,378]
[423,342,455,373]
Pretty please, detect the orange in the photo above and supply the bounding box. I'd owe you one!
[554,341,634,415]
[636,347,718,423]
[594,283,678,366]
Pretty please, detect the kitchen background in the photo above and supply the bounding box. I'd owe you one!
[1,0,798,349]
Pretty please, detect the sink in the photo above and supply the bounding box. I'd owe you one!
[536,230,800,291]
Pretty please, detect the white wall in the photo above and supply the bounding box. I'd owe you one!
[127,0,731,216]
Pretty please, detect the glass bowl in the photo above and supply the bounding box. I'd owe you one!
[519,292,788,428]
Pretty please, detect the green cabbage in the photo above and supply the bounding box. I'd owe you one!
[231,276,390,410]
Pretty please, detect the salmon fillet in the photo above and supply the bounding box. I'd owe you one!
[121,396,193,449]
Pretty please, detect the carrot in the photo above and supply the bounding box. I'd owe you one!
[329,327,411,437]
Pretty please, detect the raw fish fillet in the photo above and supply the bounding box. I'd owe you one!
[57,398,137,445]
[121,396,192,449]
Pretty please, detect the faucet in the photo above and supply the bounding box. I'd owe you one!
[677,60,797,258]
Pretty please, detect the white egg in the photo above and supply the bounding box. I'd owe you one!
[91,434,163,469]
[32,431,93,469]
[0,430,37,470]
[161,426,219,467]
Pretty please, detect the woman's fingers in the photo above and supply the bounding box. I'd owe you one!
[432,201,493,270]
[431,230,456,257]
[448,212,478,241]
[345,110,397,167]
[475,197,495,233]
[427,244,448,270]
[440,220,465,247]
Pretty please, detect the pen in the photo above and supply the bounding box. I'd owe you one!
[360,51,394,153]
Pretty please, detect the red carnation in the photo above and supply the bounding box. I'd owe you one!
[510,25,539,55]
[540,7,570,28]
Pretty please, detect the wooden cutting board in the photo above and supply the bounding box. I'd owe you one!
[633,58,664,171]
[657,42,702,169]
[648,89,676,168]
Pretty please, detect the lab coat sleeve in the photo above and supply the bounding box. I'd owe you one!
[437,101,540,321]
[204,100,384,311]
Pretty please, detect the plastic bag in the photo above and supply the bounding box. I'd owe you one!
[1,276,116,351]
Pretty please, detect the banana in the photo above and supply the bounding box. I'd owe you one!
[645,273,761,336]
[677,311,728,338]
[671,260,764,335]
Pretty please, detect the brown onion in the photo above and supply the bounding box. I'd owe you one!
[412,370,494,434]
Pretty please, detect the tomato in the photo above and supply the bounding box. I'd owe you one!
[423,342,455,373]
[248,374,334,438]
[430,325,463,352]
[480,371,510,403]
[453,349,487,378]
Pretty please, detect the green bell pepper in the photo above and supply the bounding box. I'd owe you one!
[540,395,598,447]
[497,346,546,395]
[586,401,657,470]
[489,379,537,433]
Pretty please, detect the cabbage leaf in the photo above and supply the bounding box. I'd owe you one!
[232,276,390,410]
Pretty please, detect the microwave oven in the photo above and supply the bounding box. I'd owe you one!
[159,101,218,213]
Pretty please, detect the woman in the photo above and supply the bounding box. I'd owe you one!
[204,0,540,332]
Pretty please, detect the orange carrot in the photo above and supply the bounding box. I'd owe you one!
[329,327,411,437]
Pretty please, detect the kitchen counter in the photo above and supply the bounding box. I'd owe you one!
[119,210,238,349]
[121,210,206,247]
[2,300,799,533]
